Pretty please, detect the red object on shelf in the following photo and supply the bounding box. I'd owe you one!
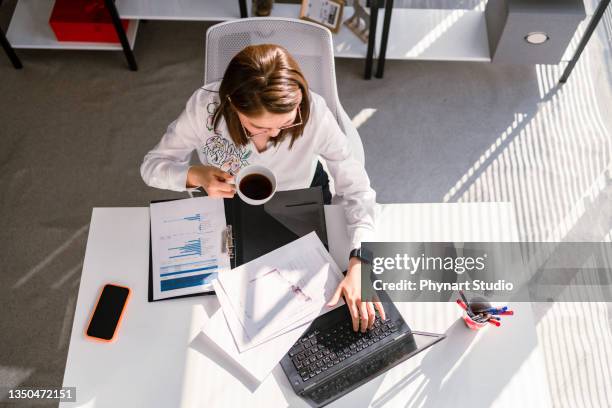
[49,0,130,43]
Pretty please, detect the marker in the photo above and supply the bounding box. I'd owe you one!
[483,306,508,314]
[456,299,468,311]
[459,291,474,315]
[488,319,501,327]
[499,311,514,316]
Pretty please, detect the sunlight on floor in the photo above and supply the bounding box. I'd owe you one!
[440,15,612,407]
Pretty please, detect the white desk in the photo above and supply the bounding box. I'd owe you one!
[61,203,551,408]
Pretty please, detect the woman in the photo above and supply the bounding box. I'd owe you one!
[141,44,384,332]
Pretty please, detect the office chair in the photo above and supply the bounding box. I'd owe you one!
[202,18,365,197]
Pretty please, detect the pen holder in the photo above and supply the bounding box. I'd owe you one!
[463,313,488,330]
[462,297,492,331]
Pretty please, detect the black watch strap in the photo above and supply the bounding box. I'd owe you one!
[349,247,373,264]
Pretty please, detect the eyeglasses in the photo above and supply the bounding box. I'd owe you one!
[238,105,303,139]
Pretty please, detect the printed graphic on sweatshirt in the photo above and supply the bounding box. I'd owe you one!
[206,101,218,132]
[202,99,251,173]
[202,135,251,174]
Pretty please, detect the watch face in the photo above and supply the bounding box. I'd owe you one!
[360,247,373,264]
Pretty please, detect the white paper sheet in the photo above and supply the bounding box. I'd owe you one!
[202,281,344,382]
[217,232,343,341]
[200,297,310,383]
[215,278,322,352]
[150,197,230,300]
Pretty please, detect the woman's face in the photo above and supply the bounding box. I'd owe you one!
[236,108,299,139]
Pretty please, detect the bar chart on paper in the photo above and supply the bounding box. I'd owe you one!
[163,213,205,259]
[150,198,229,300]
[168,238,202,258]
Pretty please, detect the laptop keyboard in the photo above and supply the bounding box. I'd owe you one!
[288,316,399,382]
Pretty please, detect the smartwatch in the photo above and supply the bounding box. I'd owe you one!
[349,247,373,264]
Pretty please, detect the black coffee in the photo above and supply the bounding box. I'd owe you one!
[239,173,273,200]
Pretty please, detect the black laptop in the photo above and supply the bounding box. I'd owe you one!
[280,293,445,407]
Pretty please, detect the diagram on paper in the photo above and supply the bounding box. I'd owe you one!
[220,243,342,340]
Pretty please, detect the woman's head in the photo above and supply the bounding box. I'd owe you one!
[213,44,310,147]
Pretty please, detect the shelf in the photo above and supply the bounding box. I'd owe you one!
[560,12,592,63]
[269,4,375,59]
[116,0,374,59]
[269,4,490,61]
[115,0,243,21]
[7,0,139,50]
[378,8,491,62]
[5,0,491,61]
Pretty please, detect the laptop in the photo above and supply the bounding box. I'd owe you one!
[280,300,445,407]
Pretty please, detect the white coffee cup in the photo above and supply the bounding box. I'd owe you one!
[232,164,277,205]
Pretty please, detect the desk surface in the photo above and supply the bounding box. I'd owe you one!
[61,202,551,408]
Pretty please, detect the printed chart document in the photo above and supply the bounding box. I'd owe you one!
[200,232,344,382]
[150,197,230,301]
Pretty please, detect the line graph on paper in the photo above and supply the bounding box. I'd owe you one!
[246,268,313,317]
[221,245,339,340]
[236,264,316,335]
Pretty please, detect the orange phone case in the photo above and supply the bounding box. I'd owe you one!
[85,283,131,343]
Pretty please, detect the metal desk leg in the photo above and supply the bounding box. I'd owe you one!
[375,0,393,78]
[559,0,610,84]
[239,0,248,18]
[365,0,379,79]
[1,27,22,69]
[104,0,138,71]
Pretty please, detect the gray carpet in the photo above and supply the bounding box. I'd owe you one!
[1,1,612,407]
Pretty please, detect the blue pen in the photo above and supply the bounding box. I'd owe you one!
[484,306,508,314]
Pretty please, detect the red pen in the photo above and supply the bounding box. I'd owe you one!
[488,319,501,327]
[456,299,468,311]
[499,311,514,316]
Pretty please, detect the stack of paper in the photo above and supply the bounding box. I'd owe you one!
[201,232,344,382]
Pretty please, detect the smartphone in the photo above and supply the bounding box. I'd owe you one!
[85,284,131,342]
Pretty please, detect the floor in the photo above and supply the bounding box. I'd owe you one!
[1,1,611,407]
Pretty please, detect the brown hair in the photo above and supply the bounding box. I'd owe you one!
[212,44,310,148]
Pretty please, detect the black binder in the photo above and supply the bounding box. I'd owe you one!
[148,187,328,302]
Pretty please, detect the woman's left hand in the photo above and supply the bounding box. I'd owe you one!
[327,257,386,332]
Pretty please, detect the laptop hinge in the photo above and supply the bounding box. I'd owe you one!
[303,381,319,392]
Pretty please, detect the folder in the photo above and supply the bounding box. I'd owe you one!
[148,187,328,302]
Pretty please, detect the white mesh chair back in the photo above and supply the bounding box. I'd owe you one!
[204,17,366,170]
[205,18,342,123]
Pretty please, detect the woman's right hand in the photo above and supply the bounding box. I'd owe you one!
[186,165,236,198]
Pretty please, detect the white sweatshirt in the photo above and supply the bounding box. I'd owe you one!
[140,82,375,250]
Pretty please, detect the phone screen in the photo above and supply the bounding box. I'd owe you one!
[87,285,130,341]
